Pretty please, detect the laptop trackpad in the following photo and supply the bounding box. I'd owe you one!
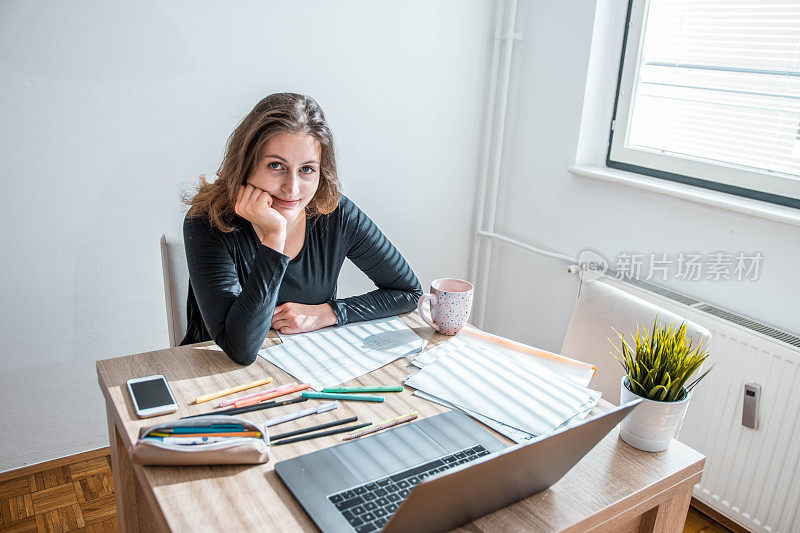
[332,425,448,482]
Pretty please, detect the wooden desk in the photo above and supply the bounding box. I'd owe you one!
[97,314,704,532]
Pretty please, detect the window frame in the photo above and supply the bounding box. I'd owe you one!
[606,0,800,210]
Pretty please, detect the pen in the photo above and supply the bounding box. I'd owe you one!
[302,392,384,403]
[343,412,419,440]
[264,401,339,427]
[193,377,273,404]
[270,416,359,442]
[270,423,372,446]
[181,396,308,419]
[322,386,404,393]
[218,382,297,407]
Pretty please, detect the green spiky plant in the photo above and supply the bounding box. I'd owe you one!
[611,319,714,402]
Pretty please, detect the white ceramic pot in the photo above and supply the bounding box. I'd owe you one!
[619,376,691,452]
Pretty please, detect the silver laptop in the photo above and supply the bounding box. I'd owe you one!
[275,400,641,533]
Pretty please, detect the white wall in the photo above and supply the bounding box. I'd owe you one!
[0,0,493,472]
[478,0,800,354]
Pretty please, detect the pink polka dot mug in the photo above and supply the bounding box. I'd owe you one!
[416,278,474,335]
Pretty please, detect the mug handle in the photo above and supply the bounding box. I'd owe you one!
[416,293,439,332]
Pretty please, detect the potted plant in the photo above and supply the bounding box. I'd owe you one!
[611,319,713,452]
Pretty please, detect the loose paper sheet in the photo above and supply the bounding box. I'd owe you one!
[405,342,600,436]
[412,390,538,443]
[258,316,426,391]
[413,328,596,387]
[413,390,595,443]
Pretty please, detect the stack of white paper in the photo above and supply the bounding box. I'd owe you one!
[405,339,600,441]
[258,316,426,391]
[415,329,596,387]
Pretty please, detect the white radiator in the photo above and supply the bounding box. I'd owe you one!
[614,279,800,533]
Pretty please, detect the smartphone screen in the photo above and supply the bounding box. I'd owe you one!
[130,377,174,410]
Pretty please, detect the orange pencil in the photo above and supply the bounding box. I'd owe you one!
[193,377,273,404]
[233,383,311,408]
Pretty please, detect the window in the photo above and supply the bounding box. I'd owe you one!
[608,0,800,209]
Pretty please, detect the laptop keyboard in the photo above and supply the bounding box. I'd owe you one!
[327,444,490,532]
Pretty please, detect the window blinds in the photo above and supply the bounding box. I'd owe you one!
[612,0,800,203]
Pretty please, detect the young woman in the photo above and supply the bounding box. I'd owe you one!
[182,93,422,365]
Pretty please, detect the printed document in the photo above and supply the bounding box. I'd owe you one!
[414,328,596,387]
[258,316,425,390]
[405,342,600,436]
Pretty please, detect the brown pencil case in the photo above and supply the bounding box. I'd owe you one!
[129,415,270,466]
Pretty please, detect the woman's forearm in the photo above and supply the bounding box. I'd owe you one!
[188,238,289,365]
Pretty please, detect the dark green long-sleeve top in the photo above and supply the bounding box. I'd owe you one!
[180,195,423,365]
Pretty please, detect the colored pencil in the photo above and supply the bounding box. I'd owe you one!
[270,423,372,446]
[181,396,308,419]
[301,391,384,403]
[193,377,273,404]
[171,425,247,434]
[151,431,262,438]
[343,412,419,440]
[218,382,297,407]
[270,416,359,442]
[234,383,310,408]
[322,386,404,393]
[144,436,233,445]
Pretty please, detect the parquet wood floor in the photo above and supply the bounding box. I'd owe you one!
[0,448,732,533]
[684,507,734,533]
[0,453,116,532]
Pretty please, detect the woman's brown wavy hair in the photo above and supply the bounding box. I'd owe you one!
[185,93,340,232]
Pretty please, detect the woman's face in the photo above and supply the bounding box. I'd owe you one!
[247,132,322,224]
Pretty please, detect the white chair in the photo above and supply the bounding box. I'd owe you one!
[160,234,188,347]
[561,279,711,404]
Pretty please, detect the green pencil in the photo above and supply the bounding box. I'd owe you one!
[322,386,404,394]
[301,391,384,402]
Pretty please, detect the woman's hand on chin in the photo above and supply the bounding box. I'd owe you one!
[235,184,287,252]
[271,303,338,334]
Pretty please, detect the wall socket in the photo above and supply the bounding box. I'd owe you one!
[742,383,761,429]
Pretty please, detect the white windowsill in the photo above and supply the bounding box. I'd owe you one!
[567,165,800,228]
